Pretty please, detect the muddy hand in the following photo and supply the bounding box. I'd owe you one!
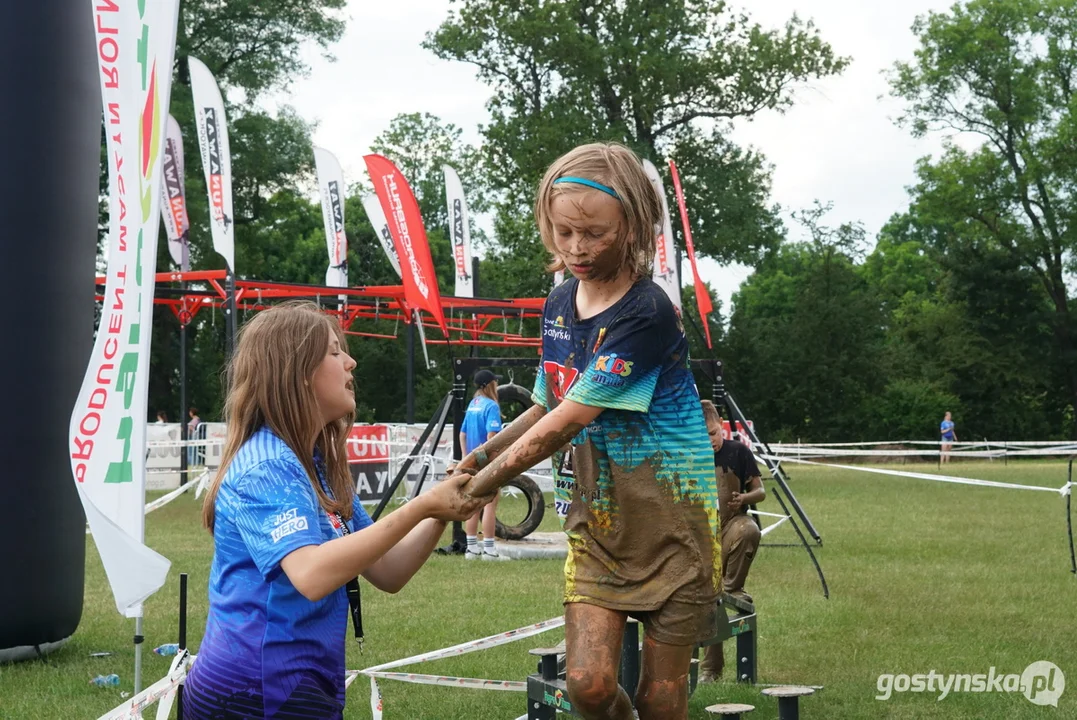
[427,473,492,522]
[461,470,504,498]
[447,454,480,477]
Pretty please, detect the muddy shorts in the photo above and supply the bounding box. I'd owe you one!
[566,598,717,647]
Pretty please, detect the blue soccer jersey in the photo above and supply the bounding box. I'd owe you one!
[533,277,719,611]
[941,419,955,440]
[462,395,502,453]
[183,426,372,719]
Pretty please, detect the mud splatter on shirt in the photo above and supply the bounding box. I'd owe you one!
[534,277,719,611]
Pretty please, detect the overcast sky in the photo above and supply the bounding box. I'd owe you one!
[266,0,960,313]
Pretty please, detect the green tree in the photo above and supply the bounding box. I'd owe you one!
[725,204,884,441]
[863,210,1066,440]
[426,0,848,298]
[369,112,490,233]
[174,0,346,94]
[889,0,1077,429]
[134,0,347,421]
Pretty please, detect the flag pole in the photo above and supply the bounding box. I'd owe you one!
[134,614,144,693]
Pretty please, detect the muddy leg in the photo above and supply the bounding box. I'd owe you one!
[635,634,694,720]
[564,603,634,720]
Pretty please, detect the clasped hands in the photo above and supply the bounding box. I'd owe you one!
[421,456,494,522]
[444,455,494,499]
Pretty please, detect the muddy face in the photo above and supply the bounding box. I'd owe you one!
[549,191,627,283]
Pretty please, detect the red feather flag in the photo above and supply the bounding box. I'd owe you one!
[364,154,449,336]
[668,160,713,349]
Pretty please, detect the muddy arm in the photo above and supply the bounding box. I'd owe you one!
[454,403,547,473]
[462,400,603,496]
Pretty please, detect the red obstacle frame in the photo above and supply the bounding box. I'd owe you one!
[95,269,545,348]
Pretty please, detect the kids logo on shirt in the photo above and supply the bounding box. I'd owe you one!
[592,353,633,387]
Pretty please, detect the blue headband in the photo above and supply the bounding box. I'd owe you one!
[553,176,620,201]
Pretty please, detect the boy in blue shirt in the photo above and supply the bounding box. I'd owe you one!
[460,369,504,559]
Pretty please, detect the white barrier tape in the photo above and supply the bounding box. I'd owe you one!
[995,446,1077,458]
[770,439,1077,448]
[764,444,1077,457]
[145,438,222,448]
[195,469,213,499]
[154,650,191,720]
[760,516,789,537]
[371,677,383,720]
[760,455,1068,495]
[766,447,1077,460]
[360,615,565,674]
[97,650,191,720]
[354,616,564,720]
[144,471,207,514]
[145,466,208,475]
[363,671,525,692]
[88,471,211,534]
[765,445,1077,463]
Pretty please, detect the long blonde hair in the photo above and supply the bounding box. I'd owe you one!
[202,301,355,531]
[475,380,499,404]
[534,142,662,278]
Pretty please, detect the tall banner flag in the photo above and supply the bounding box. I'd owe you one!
[73,0,180,616]
[361,194,402,278]
[314,147,348,289]
[443,165,473,297]
[364,154,449,335]
[189,57,234,271]
[668,160,714,349]
[160,114,190,271]
[642,159,681,313]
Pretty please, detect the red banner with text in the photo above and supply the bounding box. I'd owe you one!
[347,425,391,502]
[364,154,448,335]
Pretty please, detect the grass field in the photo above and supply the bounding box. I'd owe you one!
[1,460,1075,719]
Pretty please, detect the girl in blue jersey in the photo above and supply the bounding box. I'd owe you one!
[449,143,717,720]
[460,368,503,559]
[184,302,489,719]
[940,411,957,463]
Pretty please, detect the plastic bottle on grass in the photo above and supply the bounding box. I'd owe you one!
[154,643,179,656]
[90,674,120,687]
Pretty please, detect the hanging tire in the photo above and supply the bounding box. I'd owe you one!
[492,383,544,539]
[497,382,534,421]
[494,474,546,540]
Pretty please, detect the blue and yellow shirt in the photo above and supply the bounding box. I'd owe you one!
[533,277,719,610]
